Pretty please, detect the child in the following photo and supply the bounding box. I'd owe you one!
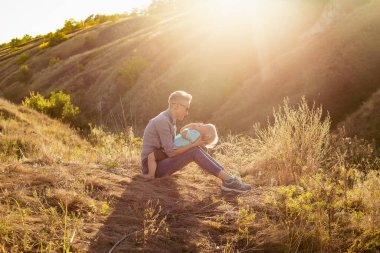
[144,123,219,178]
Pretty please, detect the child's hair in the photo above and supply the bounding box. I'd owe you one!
[202,124,219,149]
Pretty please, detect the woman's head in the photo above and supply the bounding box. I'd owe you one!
[168,91,192,121]
[195,123,219,148]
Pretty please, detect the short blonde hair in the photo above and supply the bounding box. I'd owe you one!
[203,124,219,149]
[168,90,192,105]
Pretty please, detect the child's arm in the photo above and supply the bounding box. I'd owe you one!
[180,123,200,133]
[180,128,189,140]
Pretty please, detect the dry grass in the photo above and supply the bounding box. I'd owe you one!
[252,97,330,185]
[341,87,380,143]
[1,98,379,252]
[0,98,92,164]
[0,162,123,252]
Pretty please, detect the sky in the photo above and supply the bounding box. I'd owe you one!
[0,0,152,44]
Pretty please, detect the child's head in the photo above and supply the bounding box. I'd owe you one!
[195,123,219,148]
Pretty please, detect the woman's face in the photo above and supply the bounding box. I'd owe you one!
[173,101,190,121]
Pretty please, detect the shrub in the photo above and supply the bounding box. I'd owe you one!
[351,170,380,232]
[214,134,259,178]
[147,0,176,14]
[17,53,30,65]
[269,185,319,252]
[88,125,141,168]
[9,38,22,49]
[22,91,79,124]
[49,91,80,123]
[39,41,49,49]
[348,229,380,253]
[328,127,379,173]
[43,31,67,47]
[253,97,330,184]
[9,34,33,49]
[117,55,148,90]
[142,200,169,245]
[21,92,49,114]
[60,19,83,33]
[83,14,124,27]
[18,64,33,82]
[49,57,60,67]
[268,163,380,252]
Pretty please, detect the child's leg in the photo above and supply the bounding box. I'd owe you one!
[147,152,157,178]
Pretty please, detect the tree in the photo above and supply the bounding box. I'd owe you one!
[60,19,83,33]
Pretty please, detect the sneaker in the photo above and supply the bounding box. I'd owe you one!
[221,177,251,193]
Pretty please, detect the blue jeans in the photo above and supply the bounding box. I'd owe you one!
[141,147,224,178]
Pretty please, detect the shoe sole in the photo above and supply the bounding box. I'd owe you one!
[221,185,250,193]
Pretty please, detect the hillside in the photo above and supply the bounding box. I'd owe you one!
[1,1,380,251]
[0,97,263,252]
[212,0,380,135]
[0,1,329,132]
[1,97,379,252]
[1,1,380,142]
[340,87,380,142]
[0,98,282,252]
[0,97,91,163]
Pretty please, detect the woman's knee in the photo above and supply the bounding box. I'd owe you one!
[188,146,202,154]
[187,147,206,160]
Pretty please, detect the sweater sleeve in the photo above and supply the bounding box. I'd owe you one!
[154,119,176,155]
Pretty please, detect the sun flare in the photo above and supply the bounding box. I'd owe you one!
[199,0,293,25]
[187,0,305,75]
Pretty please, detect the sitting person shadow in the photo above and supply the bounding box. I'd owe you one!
[88,174,203,253]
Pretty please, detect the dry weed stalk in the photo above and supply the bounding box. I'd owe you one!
[253,97,330,184]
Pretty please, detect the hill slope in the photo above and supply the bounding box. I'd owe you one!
[0,98,268,252]
[1,0,380,143]
[0,2,326,130]
[212,0,380,133]
[340,87,380,142]
[0,97,91,163]
[1,95,379,252]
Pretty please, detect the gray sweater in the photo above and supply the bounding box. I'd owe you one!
[141,109,177,161]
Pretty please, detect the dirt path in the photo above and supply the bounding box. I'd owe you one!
[0,162,270,252]
[78,165,267,253]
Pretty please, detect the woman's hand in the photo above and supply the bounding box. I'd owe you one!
[180,129,188,139]
[193,136,207,147]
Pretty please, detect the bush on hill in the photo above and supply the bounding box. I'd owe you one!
[8,34,33,49]
[253,97,331,184]
[18,64,33,83]
[17,53,30,65]
[117,55,148,90]
[216,97,379,251]
[22,91,80,124]
[42,31,67,47]
[59,18,83,33]
[48,56,60,67]
[83,14,124,26]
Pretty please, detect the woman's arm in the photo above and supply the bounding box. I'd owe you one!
[167,137,206,158]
